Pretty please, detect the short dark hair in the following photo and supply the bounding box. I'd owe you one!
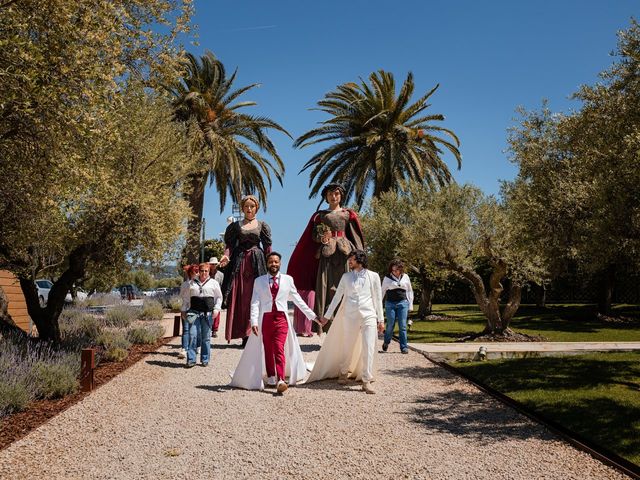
[267,251,282,261]
[348,249,368,268]
[388,259,405,274]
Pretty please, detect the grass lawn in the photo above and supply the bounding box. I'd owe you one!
[407,303,640,343]
[455,352,640,466]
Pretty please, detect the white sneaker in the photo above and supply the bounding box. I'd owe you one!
[178,349,186,359]
[266,376,277,387]
[196,347,201,355]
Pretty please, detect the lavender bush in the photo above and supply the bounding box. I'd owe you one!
[0,332,80,416]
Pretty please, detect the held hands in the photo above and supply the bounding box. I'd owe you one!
[251,325,259,336]
[319,316,329,326]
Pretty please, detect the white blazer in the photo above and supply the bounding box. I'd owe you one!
[230,273,315,390]
[324,269,384,323]
[250,273,316,327]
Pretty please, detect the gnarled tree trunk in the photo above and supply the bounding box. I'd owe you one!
[417,273,435,318]
[19,244,93,342]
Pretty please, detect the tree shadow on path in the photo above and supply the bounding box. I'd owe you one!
[145,359,188,369]
[386,365,552,443]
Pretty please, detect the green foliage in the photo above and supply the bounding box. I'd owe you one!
[29,361,79,400]
[505,19,640,283]
[138,299,164,321]
[97,330,132,362]
[0,331,82,415]
[203,238,225,262]
[456,352,640,465]
[295,70,461,208]
[167,51,289,212]
[0,381,30,416]
[167,295,183,312]
[408,304,640,343]
[0,1,196,341]
[59,308,105,349]
[155,276,183,288]
[127,323,165,344]
[104,306,138,328]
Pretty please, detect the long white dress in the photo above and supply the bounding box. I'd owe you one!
[306,270,382,383]
[230,313,308,390]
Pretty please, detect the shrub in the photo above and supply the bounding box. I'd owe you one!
[81,293,122,308]
[104,305,137,328]
[103,347,128,362]
[0,331,81,416]
[29,361,79,399]
[0,380,30,415]
[167,295,182,312]
[59,308,104,349]
[127,323,165,344]
[138,299,164,321]
[97,330,131,362]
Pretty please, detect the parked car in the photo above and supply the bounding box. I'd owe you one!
[117,284,143,300]
[35,279,53,307]
[142,289,157,297]
[155,287,169,295]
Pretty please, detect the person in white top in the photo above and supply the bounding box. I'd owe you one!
[381,259,414,354]
[230,252,317,392]
[180,262,222,367]
[178,264,199,359]
[311,250,384,394]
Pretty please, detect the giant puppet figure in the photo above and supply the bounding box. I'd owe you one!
[287,183,365,332]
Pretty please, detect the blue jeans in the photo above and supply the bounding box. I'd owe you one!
[185,313,199,365]
[181,317,189,350]
[196,311,212,364]
[384,299,409,351]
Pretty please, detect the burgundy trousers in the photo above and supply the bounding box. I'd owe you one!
[262,311,288,380]
[212,311,220,332]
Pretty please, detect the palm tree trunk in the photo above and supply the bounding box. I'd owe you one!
[185,172,207,264]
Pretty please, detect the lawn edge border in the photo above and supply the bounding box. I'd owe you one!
[409,344,640,479]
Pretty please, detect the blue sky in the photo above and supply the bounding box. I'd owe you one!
[190,1,637,266]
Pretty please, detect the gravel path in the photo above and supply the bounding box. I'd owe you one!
[0,317,628,479]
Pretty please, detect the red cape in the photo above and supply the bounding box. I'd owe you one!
[287,209,364,292]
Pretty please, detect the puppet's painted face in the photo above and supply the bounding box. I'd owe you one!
[242,200,258,220]
[325,188,342,206]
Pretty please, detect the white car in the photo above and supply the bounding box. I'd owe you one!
[35,279,53,307]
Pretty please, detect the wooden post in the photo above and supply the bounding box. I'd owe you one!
[173,315,181,337]
[80,348,95,392]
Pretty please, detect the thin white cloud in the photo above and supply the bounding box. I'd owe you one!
[222,24,277,33]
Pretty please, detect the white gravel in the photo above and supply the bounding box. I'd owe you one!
[0,315,629,479]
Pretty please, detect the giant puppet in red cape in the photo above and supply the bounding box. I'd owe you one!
[287,183,365,330]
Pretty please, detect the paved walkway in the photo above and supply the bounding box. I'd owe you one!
[410,341,640,361]
[0,315,629,479]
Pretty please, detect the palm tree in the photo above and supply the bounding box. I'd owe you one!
[294,70,462,208]
[167,51,289,261]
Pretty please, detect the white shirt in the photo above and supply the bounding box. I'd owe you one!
[180,276,222,314]
[381,273,414,310]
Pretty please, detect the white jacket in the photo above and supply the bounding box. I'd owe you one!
[324,269,384,323]
[250,273,316,327]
